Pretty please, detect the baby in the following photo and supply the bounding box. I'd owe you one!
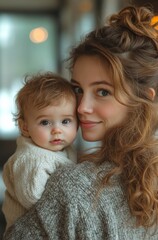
[2,72,78,230]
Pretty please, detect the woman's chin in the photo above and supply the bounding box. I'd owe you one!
[82,134,102,142]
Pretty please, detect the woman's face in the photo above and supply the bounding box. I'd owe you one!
[71,55,129,142]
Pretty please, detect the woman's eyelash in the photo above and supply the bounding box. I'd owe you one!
[97,89,110,96]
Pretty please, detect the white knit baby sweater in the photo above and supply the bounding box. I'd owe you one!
[2,136,77,230]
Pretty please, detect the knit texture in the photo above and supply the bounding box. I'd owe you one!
[2,136,77,230]
[3,161,158,240]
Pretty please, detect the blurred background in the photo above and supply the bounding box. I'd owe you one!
[0,0,158,237]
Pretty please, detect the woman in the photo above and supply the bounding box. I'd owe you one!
[3,5,158,239]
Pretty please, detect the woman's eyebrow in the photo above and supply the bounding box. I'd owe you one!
[71,78,113,87]
[90,81,113,87]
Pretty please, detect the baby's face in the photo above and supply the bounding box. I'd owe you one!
[21,98,78,151]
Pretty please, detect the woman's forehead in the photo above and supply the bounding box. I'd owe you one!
[72,55,113,85]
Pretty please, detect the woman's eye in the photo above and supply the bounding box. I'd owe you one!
[73,86,83,94]
[98,89,110,96]
[62,119,71,125]
[40,120,50,126]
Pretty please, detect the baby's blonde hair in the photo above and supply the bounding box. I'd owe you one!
[14,72,76,123]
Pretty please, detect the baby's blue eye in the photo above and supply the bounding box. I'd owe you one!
[62,119,71,125]
[73,86,83,94]
[98,89,109,96]
[40,120,50,126]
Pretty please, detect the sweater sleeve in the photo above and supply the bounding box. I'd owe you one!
[13,154,62,209]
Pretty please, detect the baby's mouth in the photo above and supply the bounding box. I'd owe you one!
[50,139,63,144]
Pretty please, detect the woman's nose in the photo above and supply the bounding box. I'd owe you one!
[77,95,93,114]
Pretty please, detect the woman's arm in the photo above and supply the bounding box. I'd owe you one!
[3,166,79,239]
[3,163,115,240]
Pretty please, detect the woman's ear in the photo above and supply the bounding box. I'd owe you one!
[18,119,30,137]
[148,88,155,100]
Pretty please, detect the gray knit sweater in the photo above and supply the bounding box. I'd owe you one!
[3,161,158,240]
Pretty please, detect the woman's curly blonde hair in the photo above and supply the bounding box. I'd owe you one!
[69,6,158,228]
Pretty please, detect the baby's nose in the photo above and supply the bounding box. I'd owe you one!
[51,127,62,134]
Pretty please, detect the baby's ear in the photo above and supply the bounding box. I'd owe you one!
[18,119,30,137]
[148,88,155,100]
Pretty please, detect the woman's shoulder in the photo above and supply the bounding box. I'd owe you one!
[48,160,118,183]
[47,161,101,189]
[44,161,123,204]
[37,161,144,239]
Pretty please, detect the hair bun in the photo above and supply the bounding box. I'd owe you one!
[109,6,155,37]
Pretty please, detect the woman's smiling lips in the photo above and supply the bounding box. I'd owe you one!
[79,120,102,129]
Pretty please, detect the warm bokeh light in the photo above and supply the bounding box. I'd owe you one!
[78,0,93,13]
[29,27,48,43]
[151,16,158,30]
